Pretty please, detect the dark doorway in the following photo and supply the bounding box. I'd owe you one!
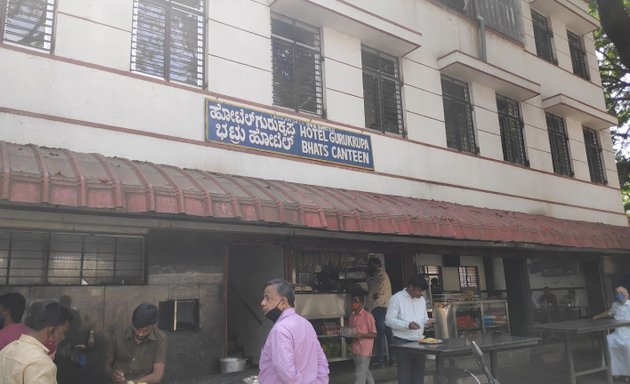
[503,258,534,336]
[385,253,405,294]
[583,260,606,317]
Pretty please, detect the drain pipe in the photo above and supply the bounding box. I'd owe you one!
[472,0,487,61]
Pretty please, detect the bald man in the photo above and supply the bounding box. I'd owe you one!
[593,286,630,379]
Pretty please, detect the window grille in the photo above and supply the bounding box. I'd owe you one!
[531,10,555,63]
[418,265,442,287]
[567,30,589,80]
[441,75,477,154]
[271,14,323,116]
[0,230,145,286]
[546,113,573,176]
[458,266,478,288]
[0,0,55,51]
[496,95,528,166]
[131,0,205,87]
[438,0,523,42]
[362,46,404,135]
[583,127,606,184]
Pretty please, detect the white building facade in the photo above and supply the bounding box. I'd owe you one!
[1,0,628,380]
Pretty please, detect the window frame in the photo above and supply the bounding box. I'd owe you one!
[0,0,56,52]
[583,127,607,184]
[545,113,573,177]
[0,230,146,286]
[361,45,405,135]
[567,30,589,80]
[441,75,478,154]
[531,10,556,64]
[130,0,206,87]
[458,266,479,289]
[496,94,528,166]
[271,13,324,117]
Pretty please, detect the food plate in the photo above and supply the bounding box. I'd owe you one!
[419,337,443,344]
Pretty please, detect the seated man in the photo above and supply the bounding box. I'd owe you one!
[538,287,558,308]
[0,292,31,350]
[106,303,167,384]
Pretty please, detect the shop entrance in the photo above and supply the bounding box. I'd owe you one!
[503,258,533,336]
[226,245,284,365]
[384,253,405,293]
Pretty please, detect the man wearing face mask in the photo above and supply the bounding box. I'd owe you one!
[0,301,72,384]
[259,278,329,384]
[0,292,31,350]
[593,286,630,380]
[385,274,432,384]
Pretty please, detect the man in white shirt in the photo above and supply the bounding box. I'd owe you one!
[593,286,630,380]
[385,274,431,384]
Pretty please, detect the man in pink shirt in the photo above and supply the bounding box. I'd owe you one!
[349,294,377,384]
[259,278,329,384]
[0,292,31,350]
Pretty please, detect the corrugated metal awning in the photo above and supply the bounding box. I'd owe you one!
[1,141,629,250]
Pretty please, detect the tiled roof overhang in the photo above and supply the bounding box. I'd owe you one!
[1,141,629,251]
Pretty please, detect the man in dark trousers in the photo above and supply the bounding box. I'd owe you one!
[366,257,393,367]
[386,274,432,384]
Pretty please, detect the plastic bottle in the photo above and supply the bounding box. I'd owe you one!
[87,329,96,349]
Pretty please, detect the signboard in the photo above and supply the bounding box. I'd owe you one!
[206,100,374,170]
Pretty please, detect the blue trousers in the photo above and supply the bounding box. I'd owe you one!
[371,306,393,363]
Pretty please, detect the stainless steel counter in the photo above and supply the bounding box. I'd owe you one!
[294,293,350,319]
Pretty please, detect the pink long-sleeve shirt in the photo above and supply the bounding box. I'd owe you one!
[259,308,329,384]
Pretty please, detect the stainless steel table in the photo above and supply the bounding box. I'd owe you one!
[389,334,540,382]
[532,319,630,384]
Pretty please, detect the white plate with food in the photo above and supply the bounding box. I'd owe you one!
[418,337,443,344]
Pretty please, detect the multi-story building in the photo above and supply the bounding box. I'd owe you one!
[1,0,628,380]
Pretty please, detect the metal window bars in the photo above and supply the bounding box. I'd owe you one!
[131,0,205,87]
[496,95,528,166]
[1,0,56,52]
[442,75,478,154]
[361,46,404,135]
[271,14,324,116]
[532,10,556,64]
[546,113,573,176]
[583,127,606,184]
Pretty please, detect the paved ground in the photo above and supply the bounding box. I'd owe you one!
[174,339,617,384]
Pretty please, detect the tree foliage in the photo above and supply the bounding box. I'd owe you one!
[590,0,630,217]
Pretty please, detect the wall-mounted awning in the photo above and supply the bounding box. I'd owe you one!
[0,141,628,251]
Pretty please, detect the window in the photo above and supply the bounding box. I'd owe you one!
[546,113,573,176]
[131,0,205,87]
[159,299,199,331]
[439,0,467,13]
[458,266,478,289]
[0,230,145,285]
[496,95,528,166]
[271,14,323,116]
[583,127,606,184]
[362,46,404,135]
[0,0,55,51]
[441,75,477,153]
[531,10,555,63]
[438,0,524,42]
[567,30,589,80]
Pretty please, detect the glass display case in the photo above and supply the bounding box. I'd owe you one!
[309,317,350,362]
[295,293,352,362]
[434,300,509,338]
